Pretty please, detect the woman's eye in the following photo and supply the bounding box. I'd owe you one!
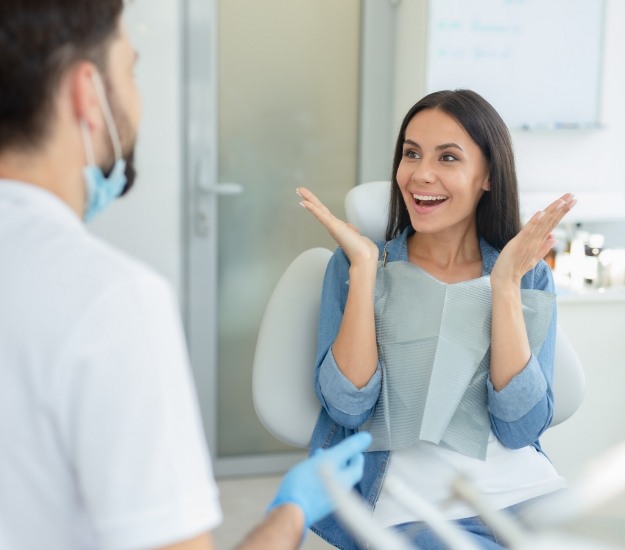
[440,154,457,162]
[403,150,420,160]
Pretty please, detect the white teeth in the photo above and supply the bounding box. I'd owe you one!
[413,194,448,201]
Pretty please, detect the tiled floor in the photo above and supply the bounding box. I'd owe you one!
[213,474,331,549]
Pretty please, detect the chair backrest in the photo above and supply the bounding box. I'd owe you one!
[253,182,585,447]
[253,247,330,448]
[550,326,586,426]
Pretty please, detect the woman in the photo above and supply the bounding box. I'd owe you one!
[297,90,576,549]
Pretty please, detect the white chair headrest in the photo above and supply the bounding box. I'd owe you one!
[344,181,391,241]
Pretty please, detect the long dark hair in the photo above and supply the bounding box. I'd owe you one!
[0,0,123,153]
[386,89,521,251]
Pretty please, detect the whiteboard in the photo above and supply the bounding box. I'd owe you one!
[426,0,605,130]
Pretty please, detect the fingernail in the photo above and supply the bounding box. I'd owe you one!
[295,188,302,197]
[299,201,306,209]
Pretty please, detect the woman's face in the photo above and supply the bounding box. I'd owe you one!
[396,108,490,238]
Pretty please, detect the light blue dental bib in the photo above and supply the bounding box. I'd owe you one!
[361,259,555,460]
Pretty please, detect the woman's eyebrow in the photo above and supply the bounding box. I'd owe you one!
[436,142,463,151]
[403,139,464,151]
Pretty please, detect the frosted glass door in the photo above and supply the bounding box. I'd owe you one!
[214,0,360,469]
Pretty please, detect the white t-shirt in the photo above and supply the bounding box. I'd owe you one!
[373,432,566,526]
[0,180,222,550]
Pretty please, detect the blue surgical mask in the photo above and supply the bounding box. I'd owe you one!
[80,72,127,222]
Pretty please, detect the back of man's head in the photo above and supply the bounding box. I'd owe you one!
[0,0,123,155]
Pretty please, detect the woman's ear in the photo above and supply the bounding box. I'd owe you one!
[482,178,491,191]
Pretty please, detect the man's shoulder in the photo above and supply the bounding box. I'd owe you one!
[30,222,175,322]
[81,234,167,290]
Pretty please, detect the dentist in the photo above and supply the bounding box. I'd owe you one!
[0,1,370,549]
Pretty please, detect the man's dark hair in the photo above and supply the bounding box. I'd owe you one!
[386,89,522,251]
[0,0,123,153]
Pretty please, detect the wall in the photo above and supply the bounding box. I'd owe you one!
[390,0,625,201]
[513,0,625,196]
[89,1,184,296]
[514,0,625,247]
[358,0,398,184]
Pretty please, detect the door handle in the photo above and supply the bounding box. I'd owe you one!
[199,182,244,195]
[194,157,244,237]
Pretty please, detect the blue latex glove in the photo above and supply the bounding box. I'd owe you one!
[267,432,372,528]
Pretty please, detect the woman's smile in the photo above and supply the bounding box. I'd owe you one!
[412,193,449,213]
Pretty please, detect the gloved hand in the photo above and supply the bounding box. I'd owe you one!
[267,432,372,528]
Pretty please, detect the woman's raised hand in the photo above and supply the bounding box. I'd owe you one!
[491,193,577,287]
[297,187,379,268]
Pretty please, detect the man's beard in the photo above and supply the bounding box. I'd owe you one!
[120,148,136,196]
[102,147,137,196]
[102,80,138,197]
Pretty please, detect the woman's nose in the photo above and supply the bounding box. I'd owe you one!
[411,156,436,184]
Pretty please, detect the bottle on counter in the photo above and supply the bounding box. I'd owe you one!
[569,224,588,291]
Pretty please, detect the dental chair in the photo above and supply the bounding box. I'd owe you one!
[253,180,586,449]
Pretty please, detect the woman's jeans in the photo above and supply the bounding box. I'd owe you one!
[394,515,506,549]
[391,495,554,550]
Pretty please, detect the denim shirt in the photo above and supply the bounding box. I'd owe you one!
[309,227,557,550]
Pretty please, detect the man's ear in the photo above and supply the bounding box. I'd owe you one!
[69,61,102,130]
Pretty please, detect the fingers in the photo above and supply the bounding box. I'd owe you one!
[297,187,341,233]
[338,451,365,488]
[297,187,336,218]
[297,186,324,211]
[497,194,575,280]
[535,235,556,263]
[523,194,576,248]
[296,189,379,266]
[315,433,370,489]
[534,193,577,233]
[327,432,372,460]
[324,432,372,462]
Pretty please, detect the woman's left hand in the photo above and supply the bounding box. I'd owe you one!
[491,193,576,287]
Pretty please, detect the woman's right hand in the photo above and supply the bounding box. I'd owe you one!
[297,187,379,269]
[298,187,380,388]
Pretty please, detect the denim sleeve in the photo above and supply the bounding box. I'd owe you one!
[314,247,382,429]
[487,261,556,449]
